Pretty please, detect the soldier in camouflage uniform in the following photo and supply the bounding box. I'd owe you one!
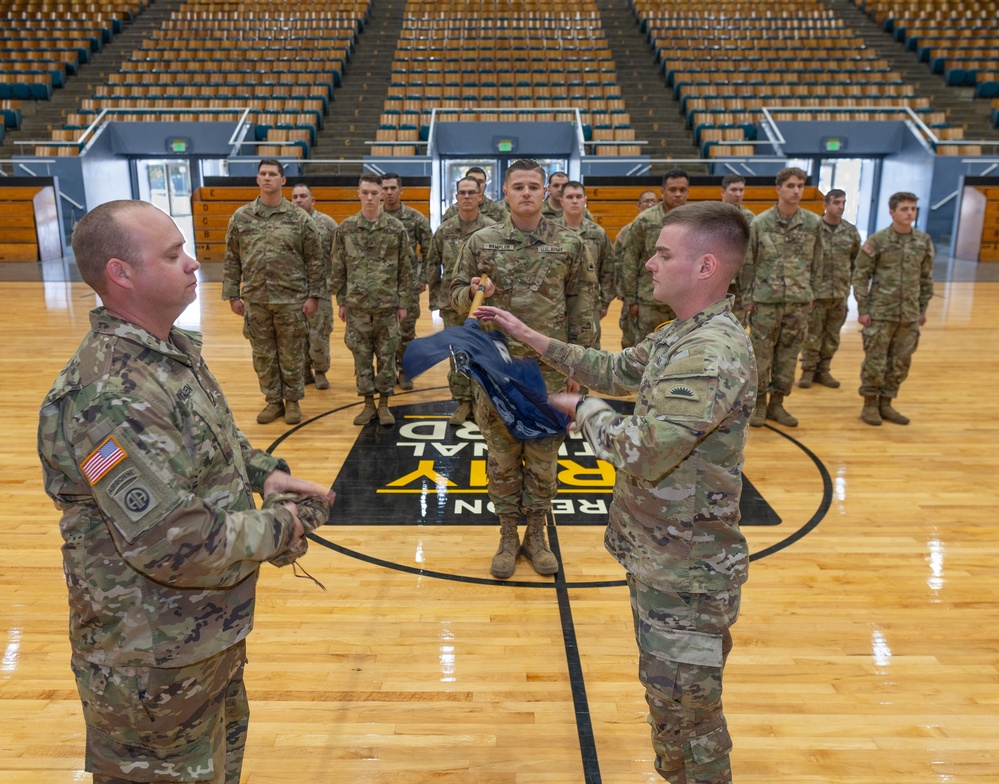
[797,189,861,390]
[742,167,822,428]
[291,183,337,390]
[425,176,497,425]
[478,202,757,784]
[381,173,432,391]
[557,181,614,347]
[450,159,596,579]
[442,166,508,223]
[852,191,934,426]
[541,170,594,221]
[38,201,333,784]
[720,174,756,327]
[222,159,324,426]
[614,190,660,349]
[619,168,691,342]
[332,174,415,427]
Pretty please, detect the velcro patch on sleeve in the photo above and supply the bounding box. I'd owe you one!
[81,436,127,485]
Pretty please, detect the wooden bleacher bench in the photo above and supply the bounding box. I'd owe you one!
[0,183,61,262]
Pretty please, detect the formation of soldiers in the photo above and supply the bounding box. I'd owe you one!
[223,160,933,431]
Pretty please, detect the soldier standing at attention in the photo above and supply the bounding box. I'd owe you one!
[450,158,595,579]
[720,173,757,225]
[558,180,614,346]
[223,159,324,425]
[443,166,507,223]
[797,189,861,390]
[381,173,432,391]
[476,202,757,784]
[332,174,414,427]
[742,166,822,428]
[614,189,660,348]
[852,191,934,426]
[39,200,333,784]
[291,183,337,390]
[424,175,497,426]
[619,168,690,341]
[541,170,570,219]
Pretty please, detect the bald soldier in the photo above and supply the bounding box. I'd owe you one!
[40,200,332,784]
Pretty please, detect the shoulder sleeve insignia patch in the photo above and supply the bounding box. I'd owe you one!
[665,385,698,399]
[862,243,875,255]
[81,436,127,485]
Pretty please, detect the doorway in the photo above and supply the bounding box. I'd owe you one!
[135,159,195,255]
[816,157,880,241]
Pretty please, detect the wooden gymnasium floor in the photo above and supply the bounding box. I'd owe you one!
[2,253,999,784]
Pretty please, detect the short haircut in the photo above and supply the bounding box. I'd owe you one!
[548,170,569,183]
[382,172,402,186]
[258,158,284,174]
[456,176,481,192]
[359,173,383,187]
[291,183,313,194]
[721,174,746,188]
[466,166,487,178]
[662,168,690,186]
[562,180,586,195]
[661,202,751,277]
[504,158,545,183]
[889,191,918,210]
[825,188,846,203]
[639,190,658,201]
[776,166,808,186]
[72,200,154,293]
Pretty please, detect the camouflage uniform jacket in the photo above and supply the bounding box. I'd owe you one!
[742,205,822,304]
[612,220,635,298]
[384,203,432,281]
[542,296,756,593]
[312,210,338,297]
[38,309,297,668]
[556,216,616,310]
[738,205,756,225]
[619,203,669,308]
[331,210,415,311]
[425,212,496,311]
[542,199,593,221]
[450,216,597,357]
[852,225,934,322]
[444,195,507,223]
[222,196,324,304]
[814,218,861,300]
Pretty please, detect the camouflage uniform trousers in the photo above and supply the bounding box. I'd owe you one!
[619,303,639,349]
[305,297,334,375]
[727,283,748,329]
[636,303,677,343]
[800,296,847,373]
[628,574,741,784]
[859,319,920,399]
[243,302,307,403]
[471,371,567,518]
[72,640,248,784]
[441,307,472,403]
[343,307,401,397]
[396,298,421,372]
[748,303,808,397]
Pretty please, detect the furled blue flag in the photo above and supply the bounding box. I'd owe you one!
[402,318,569,439]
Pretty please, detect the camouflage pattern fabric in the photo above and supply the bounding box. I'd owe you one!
[244,302,308,402]
[859,320,921,398]
[800,297,848,373]
[618,203,676,331]
[740,205,822,305]
[264,491,329,568]
[304,211,338,375]
[852,225,934,324]
[343,308,401,396]
[72,641,248,784]
[425,212,497,402]
[749,302,809,396]
[385,204,432,366]
[556,215,615,347]
[450,215,595,515]
[542,199,593,221]
[39,309,297,780]
[613,223,640,349]
[541,295,755,784]
[629,576,741,784]
[444,194,507,223]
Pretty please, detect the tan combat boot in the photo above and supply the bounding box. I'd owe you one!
[353,396,377,425]
[879,396,910,425]
[766,393,798,427]
[284,400,302,425]
[749,393,767,427]
[314,371,329,390]
[522,512,559,575]
[377,394,395,426]
[815,364,841,388]
[797,370,814,388]
[257,401,284,424]
[861,395,882,426]
[449,400,472,426]
[491,516,521,579]
[397,372,414,391]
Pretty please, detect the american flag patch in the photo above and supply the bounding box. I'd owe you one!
[81,436,127,485]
